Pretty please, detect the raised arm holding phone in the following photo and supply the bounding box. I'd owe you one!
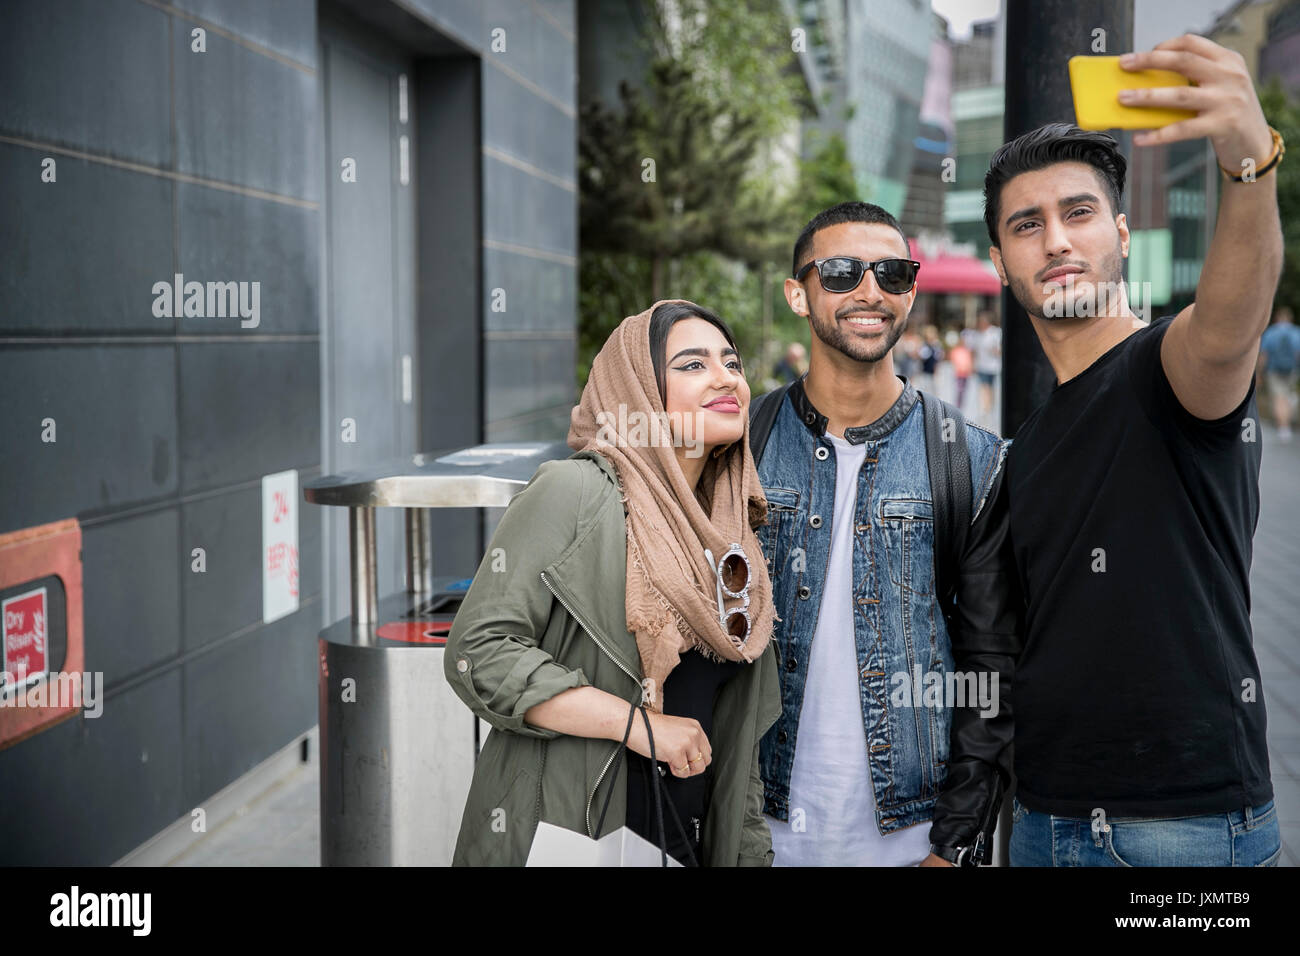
[1119,34,1282,419]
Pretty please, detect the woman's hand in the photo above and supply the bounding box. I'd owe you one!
[627,710,713,777]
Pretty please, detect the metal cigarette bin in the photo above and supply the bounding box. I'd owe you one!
[304,441,569,866]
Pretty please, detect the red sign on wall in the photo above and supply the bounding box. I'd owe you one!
[0,519,83,750]
[262,470,299,623]
[2,586,48,691]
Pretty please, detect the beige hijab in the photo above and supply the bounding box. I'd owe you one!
[566,299,774,712]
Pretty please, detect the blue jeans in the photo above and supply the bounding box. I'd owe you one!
[1009,794,1282,867]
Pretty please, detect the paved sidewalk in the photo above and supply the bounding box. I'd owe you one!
[166,741,319,866]
[1250,421,1300,866]
[163,421,1300,867]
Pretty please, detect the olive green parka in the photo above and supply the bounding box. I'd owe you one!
[444,449,782,866]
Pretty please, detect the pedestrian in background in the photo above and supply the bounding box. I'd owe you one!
[971,311,1002,425]
[772,341,807,386]
[947,329,975,412]
[917,324,944,394]
[1259,305,1300,441]
[895,326,923,384]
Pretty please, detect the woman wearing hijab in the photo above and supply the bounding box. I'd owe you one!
[444,299,781,866]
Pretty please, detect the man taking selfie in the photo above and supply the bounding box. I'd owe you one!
[984,34,1281,866]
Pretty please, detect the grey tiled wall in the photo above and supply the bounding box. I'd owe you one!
[478,0,579,439]
[0,0,324,865]
[0,0,576,865]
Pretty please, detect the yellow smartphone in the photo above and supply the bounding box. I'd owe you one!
[1068,55,1196,130]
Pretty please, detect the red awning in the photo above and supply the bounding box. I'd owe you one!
[908,239,1002,296]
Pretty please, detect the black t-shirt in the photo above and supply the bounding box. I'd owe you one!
[1006,315,1272,817]
[625,647,743,865]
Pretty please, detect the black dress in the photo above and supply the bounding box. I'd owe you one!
[624,647,744,865]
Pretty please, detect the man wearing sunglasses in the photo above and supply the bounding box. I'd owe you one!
[983,35,1280,867]
[750,201,1020,866]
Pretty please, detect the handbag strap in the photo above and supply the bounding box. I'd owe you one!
[639,706,699,867]
[592,701,699,867]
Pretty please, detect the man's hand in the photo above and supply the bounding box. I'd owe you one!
[1118,34,1272,169]
[919,852,955,868]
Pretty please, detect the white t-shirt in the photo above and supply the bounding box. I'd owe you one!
[766,431,932,866]
[972,326,1002,375]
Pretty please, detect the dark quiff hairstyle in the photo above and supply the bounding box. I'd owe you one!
[791,201,910,278]
[983,123,1127,248]
[648,302,741,407]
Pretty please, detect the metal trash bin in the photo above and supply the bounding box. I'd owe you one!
[304,441,569,865]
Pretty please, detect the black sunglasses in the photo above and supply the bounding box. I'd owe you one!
[794,256,921,295]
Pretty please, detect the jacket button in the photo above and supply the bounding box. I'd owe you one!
[809,514,822,528]
[777,730,788,744]
[798,585,811,600]
[456,658,468,673]
[786,657,797,672]
[814,446,829,461]
[804,411,816,425]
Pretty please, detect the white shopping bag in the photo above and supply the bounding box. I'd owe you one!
[525,821,683,867]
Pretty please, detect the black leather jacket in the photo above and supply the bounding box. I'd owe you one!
[927,462,1021,861]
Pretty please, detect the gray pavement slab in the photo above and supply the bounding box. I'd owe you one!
[1255,421,1300,867]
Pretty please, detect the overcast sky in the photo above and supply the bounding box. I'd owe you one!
[931,0,1238,46]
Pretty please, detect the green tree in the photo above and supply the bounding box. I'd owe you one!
[790,129,860,230]
[578,0,814,391]
[748,128,861,392]
[1258,79,1300,315]
[579,59,772,301]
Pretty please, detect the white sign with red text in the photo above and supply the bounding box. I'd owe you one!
[2,586,48,694]
[262,470,299,624]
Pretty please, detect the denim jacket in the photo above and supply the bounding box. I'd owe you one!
[756,374,1013,840]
